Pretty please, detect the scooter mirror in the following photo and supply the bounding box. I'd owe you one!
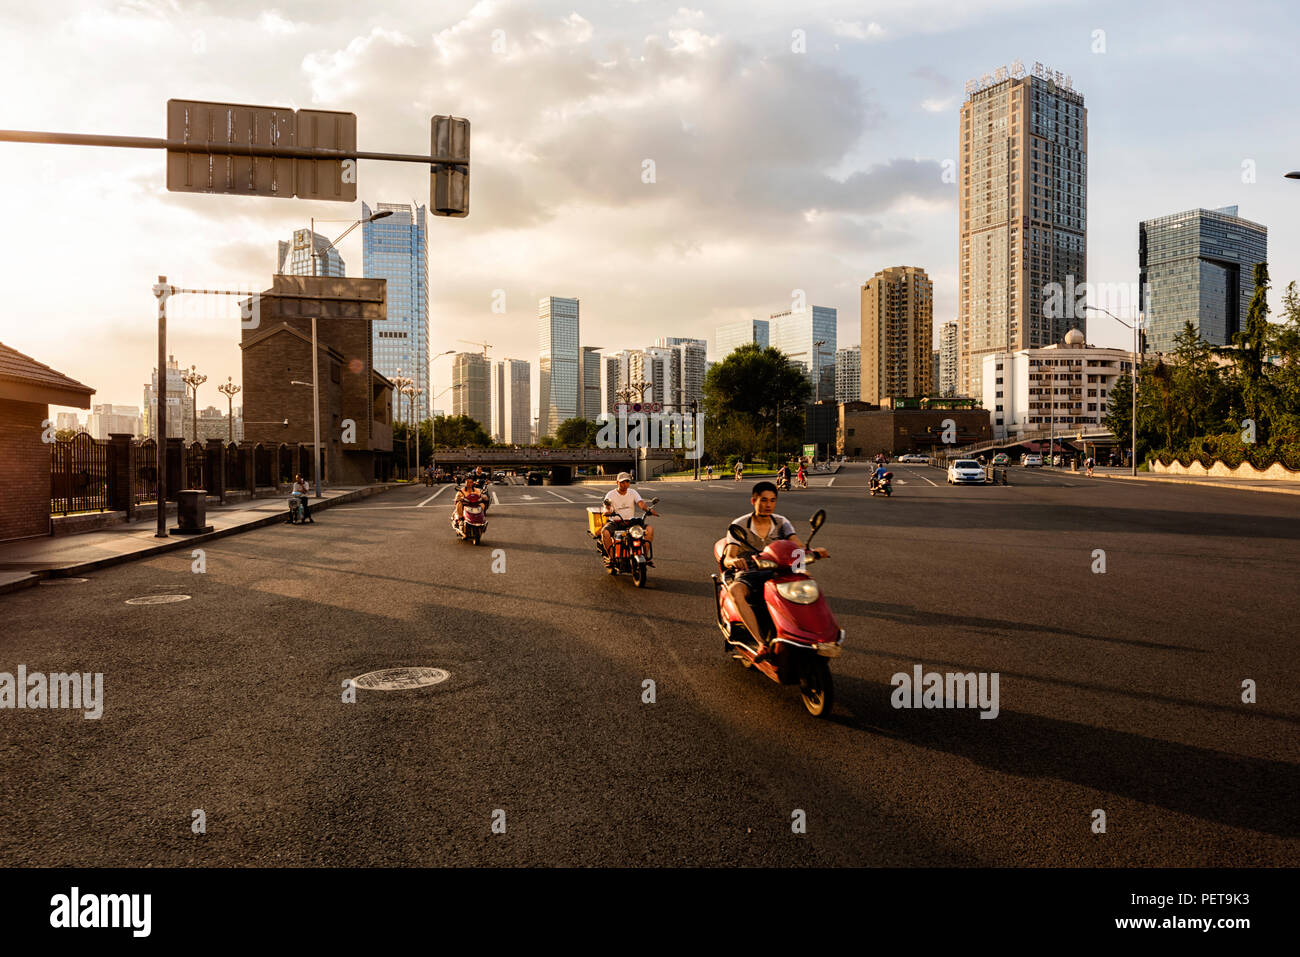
[728,523,762,552]
[647,498,660,508]
[806,509,826,547]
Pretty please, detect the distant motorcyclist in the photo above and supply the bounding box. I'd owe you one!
[455,477,489,524]
[870,464,890,491]
[796,463,807,488]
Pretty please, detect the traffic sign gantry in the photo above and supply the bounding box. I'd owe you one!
[3,100,470,212]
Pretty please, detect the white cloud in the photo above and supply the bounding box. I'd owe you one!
[832,20,885,40]
[921,97,955,113]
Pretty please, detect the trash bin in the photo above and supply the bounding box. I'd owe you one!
[171,489,214,535]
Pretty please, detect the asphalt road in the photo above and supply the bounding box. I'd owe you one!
[1,463,1296,866]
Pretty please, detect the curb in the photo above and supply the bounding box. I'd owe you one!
[1093,473,1300,496]
[0,483,402,596]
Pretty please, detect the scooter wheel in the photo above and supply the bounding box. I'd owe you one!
[799,658,834,717]
[632,562,648,588]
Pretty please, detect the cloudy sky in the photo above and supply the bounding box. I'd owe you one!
[3,0,1298,418]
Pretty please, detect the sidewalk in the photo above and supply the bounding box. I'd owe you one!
[1064,467,1300,496]
[0,483,401,594]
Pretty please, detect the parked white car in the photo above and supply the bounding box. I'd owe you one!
[897,453,929,464]
[947,459,986,484]
[1022,454,1043,467]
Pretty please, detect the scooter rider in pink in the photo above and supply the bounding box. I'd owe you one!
[721,481,828,661]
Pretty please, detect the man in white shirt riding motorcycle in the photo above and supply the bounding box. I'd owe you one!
[600,471,657,565]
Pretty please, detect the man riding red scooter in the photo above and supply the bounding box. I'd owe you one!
[711,481,844,716]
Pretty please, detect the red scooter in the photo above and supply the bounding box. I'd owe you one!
[710,509,844,717]
[453,488,489,545]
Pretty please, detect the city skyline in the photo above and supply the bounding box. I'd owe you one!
[7,2,1300,421]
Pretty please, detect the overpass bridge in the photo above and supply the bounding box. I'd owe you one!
[937,428,1117,461]
[431,447,676,483]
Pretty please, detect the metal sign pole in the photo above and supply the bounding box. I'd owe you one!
[153,277,169,538]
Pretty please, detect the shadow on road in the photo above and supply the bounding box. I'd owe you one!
[828,673,1300,839]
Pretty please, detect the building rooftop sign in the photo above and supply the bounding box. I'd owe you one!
[965,60,1072,96]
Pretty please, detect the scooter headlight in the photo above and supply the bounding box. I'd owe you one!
[775,580,820,604]
[629,526,644,540]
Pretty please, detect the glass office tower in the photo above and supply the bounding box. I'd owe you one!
[769,306,837,398]
[363,201,429,417]
[538,297,580,437]
[277,229,346,277]
[1139,205,1268,354]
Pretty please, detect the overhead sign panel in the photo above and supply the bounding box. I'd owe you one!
[295,109,357,202]
[166,99,294,197]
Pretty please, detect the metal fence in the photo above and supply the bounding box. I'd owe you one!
[50,432,109,516]
[50,436,327,517]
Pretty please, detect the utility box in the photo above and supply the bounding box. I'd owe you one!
[171,489,214,535]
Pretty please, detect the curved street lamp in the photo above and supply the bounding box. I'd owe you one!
[181,365,206,444]
[1084,305,1143,476]
[217,376,241,443]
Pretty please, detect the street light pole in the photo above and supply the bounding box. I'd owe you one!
[218,376,241,443]
[1085,305,1142,477]
[182,365,206,445]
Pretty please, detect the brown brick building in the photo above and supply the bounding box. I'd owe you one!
[0,343,94,541]
[837,398,992,458]
[240,276,394,486]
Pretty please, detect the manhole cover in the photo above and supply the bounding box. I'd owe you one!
[125,595,191,605]
[40,578,88,585]
[351,667,450,691]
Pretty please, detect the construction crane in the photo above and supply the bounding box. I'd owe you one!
[458,339,492,358]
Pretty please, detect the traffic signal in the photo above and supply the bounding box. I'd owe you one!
[431,115,470,217]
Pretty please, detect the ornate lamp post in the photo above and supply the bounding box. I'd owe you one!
[217,376,241,443]
[181,365,206,444]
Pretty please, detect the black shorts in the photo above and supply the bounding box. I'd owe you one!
[723,567,776,592]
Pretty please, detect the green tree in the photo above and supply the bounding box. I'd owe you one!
[703,343,812,453]
[1169,321,1223,441]
[554,417,599,447]
[427,414,491,448]
[1224,261,1274,444]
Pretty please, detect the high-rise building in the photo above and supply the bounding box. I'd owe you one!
[939,320,960,396]
[715,318,769,358]
[143,354,193,441]
[604,355,620,414]
[580,346,603,420]
[363,201,429,417]
[860,267,934,403]
[932,352,941,394]
[86,404,143,439]
[492,359,531,444]
[626,350,665,405]
[769,307,837,399]
[654,337,707,411]
[452,352,491,433]
[538,296,579,436]
[645,347,682,412]
[958,64,1087,399]
[1138,205,1267,354]
[277,228,346,278]
[55,412,82,432]
[835,346,861,403]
